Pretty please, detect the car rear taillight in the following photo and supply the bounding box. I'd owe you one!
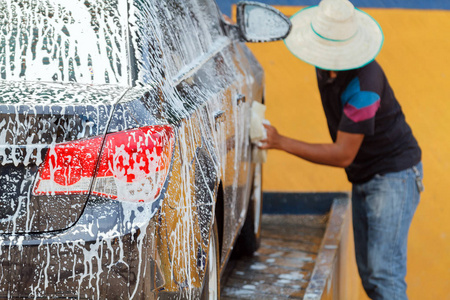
[34,125,175,203]
[92,125,174,203]
[33,137,103,195]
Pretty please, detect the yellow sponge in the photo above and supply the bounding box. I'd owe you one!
[250,102,269,163]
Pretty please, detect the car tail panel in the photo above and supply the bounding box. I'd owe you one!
[0,82,126,234]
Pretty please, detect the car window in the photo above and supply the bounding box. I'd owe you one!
[0,0,129,85]
[0,0,226,86]
[191,0,223,40]
[132,0,225,85]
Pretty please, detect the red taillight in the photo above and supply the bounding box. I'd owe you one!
[33,125,175,203]
[34,137,103,195]
[92,125,174,203]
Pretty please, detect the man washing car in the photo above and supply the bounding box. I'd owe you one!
[260,0,423,299]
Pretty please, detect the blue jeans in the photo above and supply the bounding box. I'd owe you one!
[351,162,423,300]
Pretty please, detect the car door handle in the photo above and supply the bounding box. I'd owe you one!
[236,94,246,105]
[214,110,225,129]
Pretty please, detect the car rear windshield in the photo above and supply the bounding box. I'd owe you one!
[0,0,130,85]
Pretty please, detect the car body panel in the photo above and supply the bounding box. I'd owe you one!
[0,0,268,298]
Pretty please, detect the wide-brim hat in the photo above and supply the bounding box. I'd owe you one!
[284,0,384,71]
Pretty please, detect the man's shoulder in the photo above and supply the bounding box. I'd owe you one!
[358,60,385,78]
[356,60,386,92]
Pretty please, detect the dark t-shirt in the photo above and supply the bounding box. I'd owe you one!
[316,61,421,183]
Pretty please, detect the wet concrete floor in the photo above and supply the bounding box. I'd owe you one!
[221,214,328,299]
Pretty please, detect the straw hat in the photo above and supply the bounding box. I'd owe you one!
[284,0,384,71]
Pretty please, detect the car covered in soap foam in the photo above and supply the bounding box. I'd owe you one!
[0,0,290,298]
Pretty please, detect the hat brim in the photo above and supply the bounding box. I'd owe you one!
[284,6,384,71]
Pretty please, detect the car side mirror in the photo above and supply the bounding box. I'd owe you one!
[236,1,292,43]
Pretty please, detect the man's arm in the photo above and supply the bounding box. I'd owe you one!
[259,124,364,168]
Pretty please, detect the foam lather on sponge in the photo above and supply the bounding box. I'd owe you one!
[250,101,269,163]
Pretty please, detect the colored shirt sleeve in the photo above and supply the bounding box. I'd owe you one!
[338,76,381,135]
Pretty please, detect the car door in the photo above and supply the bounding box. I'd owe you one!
[189,0,257,266]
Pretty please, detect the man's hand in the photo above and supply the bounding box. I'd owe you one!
[259,124,282,150]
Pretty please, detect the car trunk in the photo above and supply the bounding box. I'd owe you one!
[0,81,127,234]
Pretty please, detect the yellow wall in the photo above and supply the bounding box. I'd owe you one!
[247,6,450,300]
